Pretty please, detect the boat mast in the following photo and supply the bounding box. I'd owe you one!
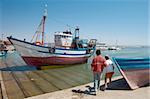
[1,33,4,41]
[75,26,79,39]
[42,4,48,45]
[74,27,80,48]
[30,4,47,45]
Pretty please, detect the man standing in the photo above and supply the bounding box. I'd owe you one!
[91,49,106,94]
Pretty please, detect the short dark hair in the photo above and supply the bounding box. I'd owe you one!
[96,49,101,55]
[105,56,109,60]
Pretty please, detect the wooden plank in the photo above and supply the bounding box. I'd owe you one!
[0,85,2,99]
[61,68,92,82]
[1,55,43,98]
[45,70,80,87]
[49,69,83,84]
[33,71,71,90]
[13,72,44,97]
[25,71,59,93]
[64,70,91,84]
[68,65,92,76]
[2,72,25,99]
[0,71,8,99]
[50,69,87,85]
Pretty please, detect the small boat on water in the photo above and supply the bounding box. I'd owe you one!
[0,51,5,57]
[108,46,121,50]
[0,41,7,57]
[113,57,150,89]
[7,5,97,68]
[96,42,108,50]
[96,42,121,51]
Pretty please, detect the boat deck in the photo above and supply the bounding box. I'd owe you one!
[0,53,93,99]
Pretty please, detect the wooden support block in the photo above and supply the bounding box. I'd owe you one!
[2,72,24,99]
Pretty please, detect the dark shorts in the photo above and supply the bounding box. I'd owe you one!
[106,72,114,78]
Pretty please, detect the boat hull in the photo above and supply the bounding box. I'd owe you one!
[8,37,94,66]
[113,58,150,89]
[22,56,88,66]
[0,53,3,57]
[0,51,6,57]
[122,69,149,89]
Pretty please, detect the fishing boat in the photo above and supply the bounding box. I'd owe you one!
[0,53,3,57]
[113,57,150,89]
[7,5,97,67]
[96,42,108,50]
[108,46,121,50]
[0,41,7,57]
[108,40,121,50]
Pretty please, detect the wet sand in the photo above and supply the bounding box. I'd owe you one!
[26,76,150,99]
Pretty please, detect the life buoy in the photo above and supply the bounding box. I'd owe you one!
[64,41,68,46]
[86,49,91,54]
[49,47,55,53]
[36,42,42,45]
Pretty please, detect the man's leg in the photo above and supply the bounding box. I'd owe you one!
[98,80,100,90]
[104,77,108,89]
[93,72,97,91]
[97,72,101,90]
[108,77,112,87]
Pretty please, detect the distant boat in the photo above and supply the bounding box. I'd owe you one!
[96,42,121,51]
[108,40,121,50]
[0,36,15,54]
[0,41,7,57]
[7,5,97,68]
[96,42,108,50]
[108,46,121,50]
[113,57,150,89]
[0,51,5,57]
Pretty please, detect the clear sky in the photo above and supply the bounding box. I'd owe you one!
[0,0,149,46]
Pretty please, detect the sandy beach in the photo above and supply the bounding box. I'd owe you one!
[26,76,150,99]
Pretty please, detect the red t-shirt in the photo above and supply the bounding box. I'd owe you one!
[91,55,106,72]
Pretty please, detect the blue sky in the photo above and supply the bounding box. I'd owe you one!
[0,0,149,46]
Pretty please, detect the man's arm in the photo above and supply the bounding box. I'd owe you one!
[91,58,96,71]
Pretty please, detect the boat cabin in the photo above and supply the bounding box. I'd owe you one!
[54,31,73,48]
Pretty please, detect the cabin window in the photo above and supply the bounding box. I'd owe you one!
[58,36,61,39]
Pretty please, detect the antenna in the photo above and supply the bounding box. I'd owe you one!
[1,33,4,41]
[44,4,48,17]
[75,26,79,39]
[41,4,47,45]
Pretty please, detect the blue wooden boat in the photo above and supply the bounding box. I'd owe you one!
[113,57,150,89]
[0,51,6,57]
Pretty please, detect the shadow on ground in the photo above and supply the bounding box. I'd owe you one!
[105,78,150,90]
[72,77,150,96]
[72,78,132,96]
[0,65,37,71]
[105,78,131,90]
